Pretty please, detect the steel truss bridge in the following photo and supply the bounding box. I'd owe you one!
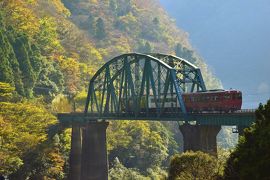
[57,53,256,180]
[58,53,255,126]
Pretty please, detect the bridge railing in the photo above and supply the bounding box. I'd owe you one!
[234,109,256,113]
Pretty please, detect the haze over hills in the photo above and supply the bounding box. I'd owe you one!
[160,0,270,108]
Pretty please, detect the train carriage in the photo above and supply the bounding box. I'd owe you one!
[147,89,242,113]
[124,89,242,113]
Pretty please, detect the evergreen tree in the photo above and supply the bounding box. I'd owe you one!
[153,17,160,26]
[109,0,117,12]
[95,18,106,39]
[175,43,183,57]
[175,43,196,63]
[85,13,95,34]
[0,29,14,84]
[12,35,36,97]
[223,100,270,179]
[137,41,153,53]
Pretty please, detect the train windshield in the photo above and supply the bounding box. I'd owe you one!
[238,93,242,99]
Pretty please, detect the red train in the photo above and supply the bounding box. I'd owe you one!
[182,89,242,112]
[125,89,242,113]
[146,89,242,112]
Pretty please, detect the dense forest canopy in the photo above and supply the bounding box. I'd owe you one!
[0,0,221,99]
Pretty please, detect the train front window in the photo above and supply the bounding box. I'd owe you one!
[238,94,242,99]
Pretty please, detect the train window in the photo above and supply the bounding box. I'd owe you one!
[238,94,242,99]
[201,96,205,102]
[224,95,231,99]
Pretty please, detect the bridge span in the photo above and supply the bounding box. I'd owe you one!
[58,109,255,126]
[56,53,256,180]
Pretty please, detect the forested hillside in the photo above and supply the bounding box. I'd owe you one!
[0,0,222,178]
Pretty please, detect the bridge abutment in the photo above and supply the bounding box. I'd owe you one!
[80,121,109,180]
[179,124,221,154]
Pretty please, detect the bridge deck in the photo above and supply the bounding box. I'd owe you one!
[58,110,256,126]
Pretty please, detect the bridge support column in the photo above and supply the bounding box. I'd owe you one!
[69,123,82,180]
[179,124,221,154]
[81,121,109,180]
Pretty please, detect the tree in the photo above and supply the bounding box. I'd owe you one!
[168,151,218,180]
[137,41,153,53]
[175,43,183,57]
[83,13,95,34]
[95,18,106,39]
[109,158,148,180]
[223,100,270,179]
[109,0,117,12]
[0,82,15,102]
[107,121,177,173]
[12,35,36,97]
[35,17,63,56]
[153,17,160,25]
[175,43,196,63]
[0,100,57,177]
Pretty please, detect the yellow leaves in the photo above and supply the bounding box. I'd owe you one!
[89,46,103,62]
[47,149,65,176]
[51,94,73,113]
[50,0,71,17]
[74,90,87,111]
[37,16,64,55]
[0,102,56,136]
[90,0,98,4]
[119,12,137,24]
[0,101,57,175]
[58,56,81,94]
[2,0,40,37]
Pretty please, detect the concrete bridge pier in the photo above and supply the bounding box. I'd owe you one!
[80,121,109,180]
[179,124,221,154]
[68,123,82,180]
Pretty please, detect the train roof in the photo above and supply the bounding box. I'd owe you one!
[184,89,241,94]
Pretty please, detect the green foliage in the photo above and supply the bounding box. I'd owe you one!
[0,9,64,99]
[168,151,218,180]
[95,18,106,39]
[108,121,178,173]
[175,43,196,63]
[137,40,153,53]
[8,132,69,180]
[35,16,63,55]
[0,101,57,176]
[12,35,36,97]
[0,82,15,102]
[223,100,270,179]
[109,158,149,180]
[85,13,96,33]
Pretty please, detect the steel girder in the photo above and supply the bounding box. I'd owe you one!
[150,53,206,92]
[84,53,206,118]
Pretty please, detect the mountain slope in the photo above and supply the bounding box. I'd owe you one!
[0,0,220,99]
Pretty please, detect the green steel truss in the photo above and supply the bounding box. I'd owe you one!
[84,53,206,118]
